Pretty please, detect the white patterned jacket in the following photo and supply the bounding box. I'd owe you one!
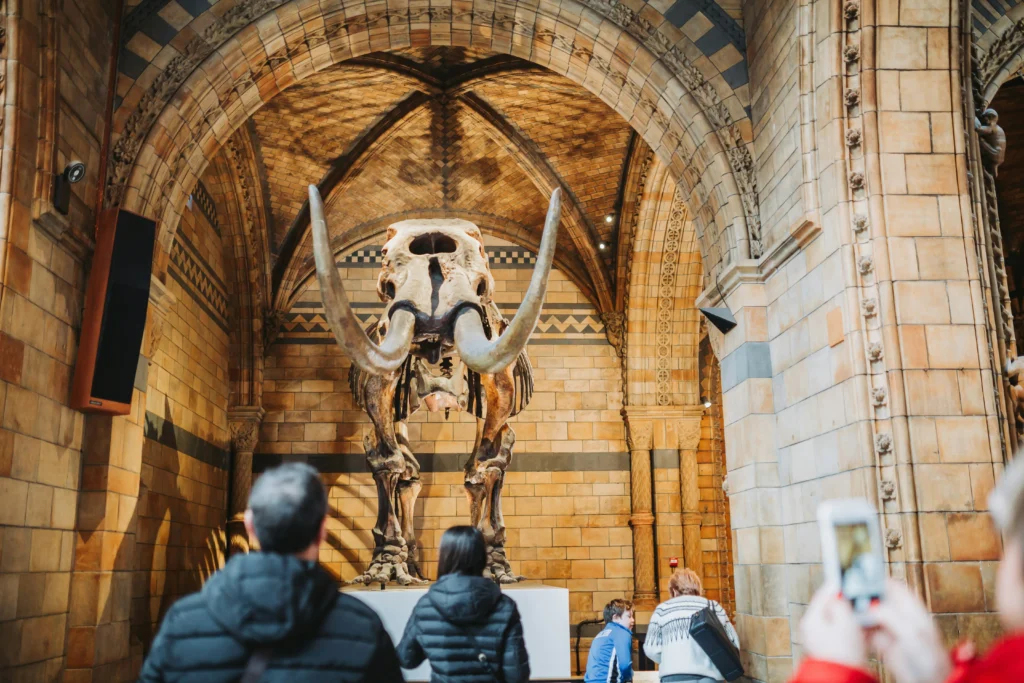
[643,595,739,680]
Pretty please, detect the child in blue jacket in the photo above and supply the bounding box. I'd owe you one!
[584,599,635,682]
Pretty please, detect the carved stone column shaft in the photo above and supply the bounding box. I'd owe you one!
[626,421,657,609]
[677,417,704,580]
[228,406,265,555]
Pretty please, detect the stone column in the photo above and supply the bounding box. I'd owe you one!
[227,406,265,555]
[677,415,704,579]
[625,418,657,610]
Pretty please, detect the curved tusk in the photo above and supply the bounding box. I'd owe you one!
[455,188,562,374]
[309,185,414,375]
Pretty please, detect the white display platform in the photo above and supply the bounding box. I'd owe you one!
[344,582,570,681]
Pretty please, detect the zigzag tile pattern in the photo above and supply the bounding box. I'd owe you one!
[338,246,538,268]
[278,245,605,345]
[190,180,219,236]
[168,233,230,333]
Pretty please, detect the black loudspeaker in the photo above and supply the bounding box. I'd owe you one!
[71,208,156,414]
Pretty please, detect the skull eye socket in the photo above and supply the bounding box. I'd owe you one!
[476,279,488,297]
[382,280,396,299]
[409,233,457,255]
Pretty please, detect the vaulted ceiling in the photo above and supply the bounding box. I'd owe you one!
[202,46,651,311]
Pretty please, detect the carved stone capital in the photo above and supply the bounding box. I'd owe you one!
[228,406,266,453]
[626,421,653,451]
[599,310,626,356]
[262,308,287,351]
[675,416,702,451]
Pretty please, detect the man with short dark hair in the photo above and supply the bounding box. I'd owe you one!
[139,463,403,682]
[584,598,635,682]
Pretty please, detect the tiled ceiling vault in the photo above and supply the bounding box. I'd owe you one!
[114,0,750,308]
[201,45,659,309]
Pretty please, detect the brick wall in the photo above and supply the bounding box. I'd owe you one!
[0,0,115,678]
[131,200,230,658]
[746,0,804,254]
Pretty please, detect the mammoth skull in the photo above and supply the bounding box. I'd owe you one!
[309,185,562,376]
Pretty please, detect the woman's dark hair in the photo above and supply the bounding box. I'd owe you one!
[437,525,487,577]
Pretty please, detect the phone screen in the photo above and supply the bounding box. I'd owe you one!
[835,522,883,605]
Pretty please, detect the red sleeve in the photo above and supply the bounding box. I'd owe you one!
[790,659,877,683]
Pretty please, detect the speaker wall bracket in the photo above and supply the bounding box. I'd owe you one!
[33,201,94,262]
[699,307,738,334]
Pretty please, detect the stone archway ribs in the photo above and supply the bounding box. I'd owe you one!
[271,89,432,303]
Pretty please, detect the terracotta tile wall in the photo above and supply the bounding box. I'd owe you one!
[131,202,231,660]
[0,1,115,678]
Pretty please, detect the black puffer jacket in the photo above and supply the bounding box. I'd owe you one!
[138,552,403,682]
[397,574,530,683]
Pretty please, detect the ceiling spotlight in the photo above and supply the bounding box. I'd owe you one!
[598,242,607,250]
[704,400,712,408]
[605,214,615,224]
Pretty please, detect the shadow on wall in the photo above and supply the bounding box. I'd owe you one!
[129,397,227,660]
[322,473,370,580]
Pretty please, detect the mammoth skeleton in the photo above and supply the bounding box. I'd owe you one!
[309,185,561,584]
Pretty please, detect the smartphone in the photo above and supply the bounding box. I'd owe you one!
[818,498,885,625]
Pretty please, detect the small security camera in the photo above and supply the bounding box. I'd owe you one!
[64,161,86,184]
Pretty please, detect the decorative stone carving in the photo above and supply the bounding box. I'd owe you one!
[107,0,292,205]
[600,311,626,357]
[846,128,862,147]
[849,172,865,190]
[229,419,260,453]
[975,109,1007,175]
[227,405,266,555]
[619,150,653,406]
[874,432,892,455]
[676,418,703,452]
[627,421,654,452]
[844,89,861,107]
[225,135,270,300]
[844,0,860,20]
[262,309,287,351]
[852,213,869,233]
[861,298,878,318]
[977,18,1024,96]
[624,414,657,608]
[843,45,861,63]
[871,386,887,407]
[106,0,762,260]
[655,190,687,406]
[858,256,874,274]
[867,342,884,362]
[885,528,903,549]
[1007,357,1024,437]
[880,480,897,501]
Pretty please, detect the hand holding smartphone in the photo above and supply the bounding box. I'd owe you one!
[817,498,886,626]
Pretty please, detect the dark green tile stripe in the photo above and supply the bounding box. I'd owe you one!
[144,411,229,470]
[254,451,631,474]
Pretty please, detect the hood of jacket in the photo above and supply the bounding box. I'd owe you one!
[204,551,339,645]
[426,573,503,625]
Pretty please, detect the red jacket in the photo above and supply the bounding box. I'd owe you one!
[789,635,1024,683]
